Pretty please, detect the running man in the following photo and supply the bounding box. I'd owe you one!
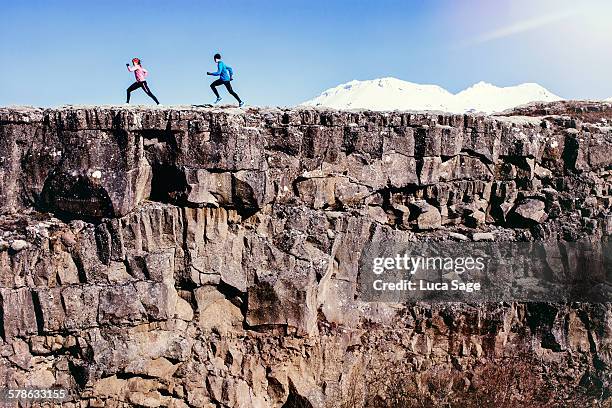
[206,53,244,106]
[126,58,160,105]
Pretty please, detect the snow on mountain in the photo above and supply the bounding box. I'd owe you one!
[605,97,612,102]
[302,77,563,113]
[454,81,562,113]
[303,78,455,112]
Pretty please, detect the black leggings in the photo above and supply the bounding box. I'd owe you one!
[210,79,242,103]
[126,81,160,104]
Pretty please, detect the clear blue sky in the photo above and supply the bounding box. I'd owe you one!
[1,0,611,107]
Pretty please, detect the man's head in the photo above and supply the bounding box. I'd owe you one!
[214,53,221,62]
[132,57,141,65]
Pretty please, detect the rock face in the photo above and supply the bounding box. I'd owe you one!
[0,103,611,407]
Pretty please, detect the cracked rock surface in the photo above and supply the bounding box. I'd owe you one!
[0,102,611,407]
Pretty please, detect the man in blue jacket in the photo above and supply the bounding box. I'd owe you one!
[207,53,244,106]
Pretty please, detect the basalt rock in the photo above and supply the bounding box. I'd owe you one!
[512,198,547,224]
[0,103,611,407]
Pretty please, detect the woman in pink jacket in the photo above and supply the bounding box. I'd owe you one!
[126,58,160,105]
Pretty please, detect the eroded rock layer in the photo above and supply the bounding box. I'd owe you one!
[0,103,611,407]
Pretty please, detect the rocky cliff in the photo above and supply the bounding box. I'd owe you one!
[0,102,611,407]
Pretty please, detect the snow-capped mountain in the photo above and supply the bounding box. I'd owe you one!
[302,77,563,113]
[454,82,562,113]
[605,97,612,102]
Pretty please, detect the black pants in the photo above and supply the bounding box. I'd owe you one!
[126,81,160,104]
[210,79,242,103]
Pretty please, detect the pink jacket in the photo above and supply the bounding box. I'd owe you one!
[128,65,148,82]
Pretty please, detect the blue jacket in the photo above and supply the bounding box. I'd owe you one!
[210,61,233,81]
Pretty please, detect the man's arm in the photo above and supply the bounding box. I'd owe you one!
[207,62,222,76]
[127,65,136,72]
[227,66,233,79]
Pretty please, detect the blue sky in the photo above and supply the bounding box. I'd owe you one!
[1,0,611,107]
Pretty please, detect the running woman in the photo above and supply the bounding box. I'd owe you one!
[206,53,244,106]
[126,58,160,105]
